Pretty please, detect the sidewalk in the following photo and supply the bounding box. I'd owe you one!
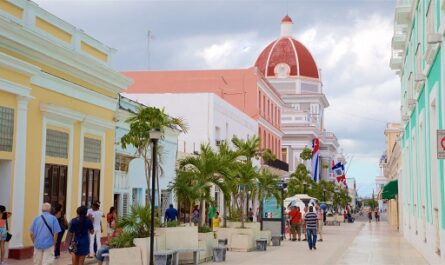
[336,221,429,265]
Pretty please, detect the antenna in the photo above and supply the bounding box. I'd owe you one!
[147,30,151,70]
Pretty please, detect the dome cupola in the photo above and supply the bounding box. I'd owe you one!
[255,15,319,79]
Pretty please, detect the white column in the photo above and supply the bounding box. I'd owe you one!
[9,96,30,248]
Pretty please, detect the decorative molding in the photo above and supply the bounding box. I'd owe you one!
[0,51,41,76]
[40,103,115,130]
[0,78,31,97]
[0,16,132,94]
[32,73,118,111]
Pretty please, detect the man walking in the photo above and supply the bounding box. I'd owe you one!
[304,206,318,250]
[315,204,323,242]
[30,203,61,265]
[164,204,178,222]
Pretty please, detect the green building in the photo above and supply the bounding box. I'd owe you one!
[390,0,445,263]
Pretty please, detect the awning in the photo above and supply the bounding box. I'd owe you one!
[382,179,398,200]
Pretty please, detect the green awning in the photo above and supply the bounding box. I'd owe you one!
[382,179,398,200]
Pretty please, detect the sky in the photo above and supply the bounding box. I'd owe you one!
[33,0,401,197]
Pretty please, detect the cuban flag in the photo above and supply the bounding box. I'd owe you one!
[311,138,320,182]
[332,162,346,185]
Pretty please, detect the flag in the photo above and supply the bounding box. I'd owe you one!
[332,162,346,184]
[311,138,320,182]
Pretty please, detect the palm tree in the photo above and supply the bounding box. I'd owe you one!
[121,106,188,211]
[178,144,228,226]
[253,168,280,222]
[168,170,211,224]
[287,163,312,195]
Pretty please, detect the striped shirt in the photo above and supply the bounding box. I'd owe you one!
[304,212,318,230]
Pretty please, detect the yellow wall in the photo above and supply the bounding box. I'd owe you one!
[81,41,108,62]
[0,48,116,99]
[0,0,23,19]
[0,63,117,248]
[35,17,72,44]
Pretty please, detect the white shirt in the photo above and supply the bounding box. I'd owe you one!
[89,210,103,230]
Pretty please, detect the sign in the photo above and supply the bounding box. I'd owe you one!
[263,197,282,219]
[438,130,445,159]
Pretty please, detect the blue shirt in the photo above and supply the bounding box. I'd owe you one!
[165,207,178,222]
[29,212,61,250]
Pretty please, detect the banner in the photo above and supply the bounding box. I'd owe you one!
[263,197,282,219]
[311,138,320,182]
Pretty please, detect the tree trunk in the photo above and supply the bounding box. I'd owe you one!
[200,199,206,227]
[240,192,245,228]
[144,156,151,208]
[189,203,193,225]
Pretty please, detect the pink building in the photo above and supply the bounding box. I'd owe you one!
[124,68,284,158]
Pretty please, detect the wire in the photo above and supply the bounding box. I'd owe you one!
[326,108,389,124]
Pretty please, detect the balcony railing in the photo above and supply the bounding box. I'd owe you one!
[390,50,404,70]
[265,158,289,172]
[395,0,413,25]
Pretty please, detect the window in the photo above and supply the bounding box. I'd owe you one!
[82,168,100,208]
[115,154,132,172]
[44,164,67,210]
[46,129,69,158]
[0,107,14,152]
[282,148,287,162]
[84,137,101,163]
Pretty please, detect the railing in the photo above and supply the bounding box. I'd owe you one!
[265,158,289,172]
[114,171,129,191]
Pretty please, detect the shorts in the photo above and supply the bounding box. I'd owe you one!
[107,224,114,236]
[318,220,323,233]
[0,227,7,241]
[96,246,109,262]
[291,223,301,235]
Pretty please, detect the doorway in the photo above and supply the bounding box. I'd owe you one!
[0,160,12,207]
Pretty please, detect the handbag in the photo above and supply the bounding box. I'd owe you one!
[65,221,78,254]
[5,219,12,242]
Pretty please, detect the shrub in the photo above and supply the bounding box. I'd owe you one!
[108,232,135,249]
[198,225,212,233]
[165,220,180,227]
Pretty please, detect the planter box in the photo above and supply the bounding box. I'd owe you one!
[134,236,166,265]
[157,226,199,263]
[226,222,261,231]
[214,228,234,247]
[109,247,142,265]
[198,232,216,262]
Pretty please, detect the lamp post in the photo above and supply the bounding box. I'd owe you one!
[279,181,288,240]
[149,129,161,265]
[303,180,307,194]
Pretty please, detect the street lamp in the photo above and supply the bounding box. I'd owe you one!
[279,181,288,240]
[149,129,161,265]
[303,180,307,194]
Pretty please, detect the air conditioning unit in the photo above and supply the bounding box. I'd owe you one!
[402,115,409,122]
[427,33,442,44]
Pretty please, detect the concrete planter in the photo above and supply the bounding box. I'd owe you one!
[109,247,143,265]
[258,230,271,245]
[226,221,261,231]
[198,232,217,262]
[230,228,256,252]
[157,226,199,263]
[134,236,166,265]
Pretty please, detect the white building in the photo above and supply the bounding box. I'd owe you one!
[123,92,258,213]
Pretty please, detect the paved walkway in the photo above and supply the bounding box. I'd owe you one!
[4,220,428,265]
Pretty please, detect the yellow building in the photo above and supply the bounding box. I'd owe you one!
[0,0,131,258]
[382,123,402,229]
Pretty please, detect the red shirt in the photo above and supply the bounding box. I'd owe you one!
[288,209,302,224]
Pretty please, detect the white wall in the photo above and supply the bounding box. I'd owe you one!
[0,160,12,208]
[123,93,258,152]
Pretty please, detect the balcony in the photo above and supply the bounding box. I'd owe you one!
[390,50,404,70]
[391,25,408,50]
[264,158,289,172]
[395,0,413,26]
[114,171,129,191]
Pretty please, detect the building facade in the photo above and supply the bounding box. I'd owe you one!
[254,16,341,180]
[390,0,445,263]
[124,68,284,161]
[122,92,259,214]
[0,0,131,258]
[114,96,180,219]
[381,123,402,228]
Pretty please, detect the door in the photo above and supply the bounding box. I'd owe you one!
[44,164,68,210]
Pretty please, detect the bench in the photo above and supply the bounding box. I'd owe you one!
[271,235,281,246]
[169,248,204,265]
[154,250,176,265]
[255,239,268,251]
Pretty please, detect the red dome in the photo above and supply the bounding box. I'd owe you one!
[281,15,293,23]
[254,37,319,79]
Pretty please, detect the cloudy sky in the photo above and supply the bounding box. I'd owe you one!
[34,0,400,197]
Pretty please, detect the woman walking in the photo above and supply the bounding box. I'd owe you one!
[368,209,373,223]
[0,206,11,265]
[52,203,68,259]
[106,207,117,242]
[67,206,94,265]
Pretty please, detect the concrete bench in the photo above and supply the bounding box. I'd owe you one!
[255,239,268,251]
[170,248,205,265]
[154,250,176,265]
[212,246,226,262]
[325,220,341,226]
[271,235,281,246]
